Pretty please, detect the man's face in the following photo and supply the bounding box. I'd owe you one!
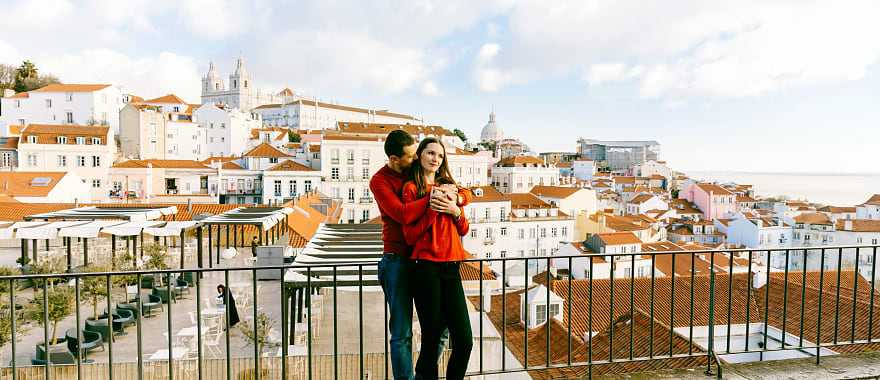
[391,143,417,172]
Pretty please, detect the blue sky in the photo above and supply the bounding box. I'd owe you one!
[2,0,879,173]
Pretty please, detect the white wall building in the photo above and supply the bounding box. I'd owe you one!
[320,135,386,223]
[254,100,420,130]
[261,160,323,205]
[625,193,668,215]
[633,160,673,179]
[0,172,90,203]
[491,156,558,193]
[194,103,262,158]
[201,58,289,111]
[725,214,792,249]
[857,195,880,220]
[17,124,115,200]
[447,148,492,187]
[0,83,124,134]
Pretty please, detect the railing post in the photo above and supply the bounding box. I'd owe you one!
[705,270,715,376]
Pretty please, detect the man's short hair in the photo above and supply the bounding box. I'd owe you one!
[384,130,415,158]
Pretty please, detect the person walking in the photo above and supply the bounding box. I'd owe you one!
[402,137,473,380]
[216,284,240,327]
[251,235,258,257]
[370,130,470,380]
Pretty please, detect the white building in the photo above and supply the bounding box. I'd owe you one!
[261,160,322,205]
[194,103,262,158]
[336,122,464,150]
[633,160,673,179]
[571,160,595,181]
[480,111,504,143]
[857,195,880,220]
[16,124,115,200]
[201,58,290,111]
[0,83,124,133]
[462,186,575,275]
[725,214,792,249]
[491,156,558,193]
[119,101,205,161]
[254,99,420,130]
[109,159,215,203]
[625,193,668,215]
[320,134,386,223]
[0,171,90,203]
[447,148,492,187]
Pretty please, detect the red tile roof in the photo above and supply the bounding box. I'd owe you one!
[596,232,642,245]
[243,142,292,158]
[112,159,210,169]
[32,84,111,93]
[143,94,187,104]
[529,185,580,199]
[0,172,68,197]
[696,183,734,195]
[267,160,315,172]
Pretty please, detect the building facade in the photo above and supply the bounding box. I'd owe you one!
[491,156,558,193]
[0,84,124,134]
[576,138,661,171]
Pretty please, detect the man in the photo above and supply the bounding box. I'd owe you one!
[371,130,469,380]
[251,236,259,257]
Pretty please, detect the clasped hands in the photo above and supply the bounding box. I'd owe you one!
[430,184,462,218]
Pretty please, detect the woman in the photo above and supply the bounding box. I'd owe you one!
[402,138,473,380]
[216,284,241,327]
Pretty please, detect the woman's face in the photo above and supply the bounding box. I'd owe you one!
[418,142,445,173]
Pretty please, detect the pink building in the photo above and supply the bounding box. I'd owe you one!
[679,183,738,220]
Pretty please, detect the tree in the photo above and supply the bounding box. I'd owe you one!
[0,64,16,90]
[28,286,74,345]
[452,128,468,142]
[239,312,279,355]
[12,61,60,93]
[79,265,110,320]
[288,131,301,143]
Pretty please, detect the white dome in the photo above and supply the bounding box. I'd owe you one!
[480,111,504,142]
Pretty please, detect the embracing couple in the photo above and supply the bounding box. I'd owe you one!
[370,130,473,380]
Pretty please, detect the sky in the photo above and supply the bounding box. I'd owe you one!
[1,0,879,173]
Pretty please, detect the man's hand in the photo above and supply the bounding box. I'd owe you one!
[430,188,461,217]
[438,184,461,204]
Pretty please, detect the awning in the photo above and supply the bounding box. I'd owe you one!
[201,207,293,230]
[15,221,91,240]
[0,221,16,239]
[285,224,383,287]
[25,206,178,221]
[102,221,165,236]
[142,221,201,237]
[58,220,127,239]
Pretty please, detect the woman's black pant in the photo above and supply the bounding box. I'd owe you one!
[413,260,473,380]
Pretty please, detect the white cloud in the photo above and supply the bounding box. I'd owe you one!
[180,0,253,39]
[38,49,201,101]
[473,43,526,92]
[482,0,880,97]
[421,81,441,96]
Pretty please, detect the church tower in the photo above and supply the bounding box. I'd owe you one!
[202,61,224,96]
[228,56,252,109]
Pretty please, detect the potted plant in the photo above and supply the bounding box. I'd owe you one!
[112,252,139,303]
[15,256,31,274]
[28,256,65,292]
[238,312,280,378]
[29,285,75,363]
[79,265,110,321]
[142,243,169,288]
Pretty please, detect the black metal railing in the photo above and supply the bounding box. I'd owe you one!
[0,245,878,379]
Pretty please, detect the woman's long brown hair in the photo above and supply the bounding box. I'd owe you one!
[408,137,457,198]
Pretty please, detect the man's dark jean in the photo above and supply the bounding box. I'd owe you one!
[378,253,448,380]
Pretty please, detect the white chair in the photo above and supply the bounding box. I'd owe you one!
[203,331,223,358]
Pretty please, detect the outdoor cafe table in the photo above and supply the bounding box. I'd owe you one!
[149,347,190,361]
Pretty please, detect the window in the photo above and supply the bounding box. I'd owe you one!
[27,135,37,144]
[471,229,478,238]
[518,229,525,239]
[346,167,354,180]
[65,93,73,101]
[14,101,20,108]
[485,208,490,221]
[1,152,10,167]
[221,123,225,129]
[362,167,370,180]
[45,99,52,108]
[541,228,547,238]
[501,227,508,236]
[551,227,558,237]
[331,167,340,180]
[76,137,85,145]
[269,157,278,163]
[500,207,506,221]
[220,137,225,142]
[289,181,296,196]
[237,196,245,204]
[346,150,354,163]
[561,226,568,237]
[57,155,66,167]
[91,137,101,144]
[77,156,85,167]
[348,188,355,203]
[500,251,507,258]
[209,123,214,129]
[91,179,101,188]
[274,180,282,196]
[112,181,122,191]
[56,136,67,144]
[27,154,37,167]
[362,210,370,222]
[304,180,312,193]
[529,228,536,238]
[485,228,492,239]
[874,239,879,245]
[92,156,101,167]
[66,112,74,123]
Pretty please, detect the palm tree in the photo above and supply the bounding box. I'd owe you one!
[16,61,37,81]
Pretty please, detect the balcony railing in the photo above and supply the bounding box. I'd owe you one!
[0,244,879,379]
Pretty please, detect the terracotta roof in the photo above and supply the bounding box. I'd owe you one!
[555,161,572,168]
[459,261,497,281]
[336,122,452,137]
[20,124,110,145]
[0,202,71,220]
[321,134,384,142]
[267,160,315,172]
[507,193,551,209]
[243,142,292,158]
[221,161,243,170]
[127,95,144,103]
[112,159,210,169]
[818,206,857,213]
[861,194,880,206]
[31,84,111,93]
[0,172,67,197]
[736,195,758,203]
[793,212,832,225]
[278,88,294,96]
[496,156,545,167]
[696,183,734,195]
[1,137,19,149]
[613,176,636,184]
[452,147,474,156]
[648,174,665,180]
[8,92,28,99]
[469,186,507,203]
[143,94,187,104]
[529,185,580,199]
[308,145,321,153]
[836,219,880,233]
[596,232,642,245]
[201,156,238,164]
[629,194,657,204]
[256,100,417,120]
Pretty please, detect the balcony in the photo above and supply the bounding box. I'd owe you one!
[359,196,373,204]
[2,233,878,379]
[221,187,262,195]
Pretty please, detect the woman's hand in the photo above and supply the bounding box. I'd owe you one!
[430,188,461,217]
